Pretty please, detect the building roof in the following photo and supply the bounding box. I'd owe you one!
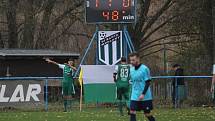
[0,49,80,59]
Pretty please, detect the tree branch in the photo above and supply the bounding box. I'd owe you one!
[139,39,199,52]
[67,33,91,38]
[140,47,182,58]
[141,0,174,34]
[140,32,199,48]
[133,0,151,39]
[141,7,199,42]
[51,1,83,27]
[140,48,163,58]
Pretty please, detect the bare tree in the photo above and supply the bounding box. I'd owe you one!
[21,0,35,48]
[213,0,215,64]
[200,0,213,63]
[6,0,18,48]
[128,0,200,57]
[35,0,57,49]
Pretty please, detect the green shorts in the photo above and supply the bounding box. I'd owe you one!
[117,87,130,100]
[62,82,75,96]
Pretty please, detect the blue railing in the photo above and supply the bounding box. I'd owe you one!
[0,77,63,80]
[0,76,213,110]
[152,76,212,79]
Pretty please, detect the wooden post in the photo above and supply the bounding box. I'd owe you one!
[80,84,83,112]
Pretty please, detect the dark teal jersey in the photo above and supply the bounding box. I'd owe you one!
[116,64,130,88]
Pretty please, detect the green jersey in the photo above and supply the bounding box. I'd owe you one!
[115,64,130,88]
[59,64,74,83]
[59,64,75,95]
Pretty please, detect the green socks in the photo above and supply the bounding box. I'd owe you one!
[118,101,123,116]
[67,99,72,111]
[64,100,67,112]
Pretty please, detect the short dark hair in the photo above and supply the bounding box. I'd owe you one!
[172,64,180,68]
[68,58,74,62]
[129,52,140,58]
[121,57,127,62]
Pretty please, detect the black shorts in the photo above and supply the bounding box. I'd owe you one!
[130,100,153,114]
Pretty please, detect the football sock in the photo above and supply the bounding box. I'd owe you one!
[127,107,130,115]
[130,114,136,121]
[64,100,67,112]
[126,100,130,115]
[67,99,72,111]
[147,116,155,121]
[118,101,123,116]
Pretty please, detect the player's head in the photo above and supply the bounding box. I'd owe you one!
[129,52,140,66]
[68,59,74,66]
[172,64,180,70]
[120,57,127,64]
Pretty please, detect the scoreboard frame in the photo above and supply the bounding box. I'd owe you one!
[85,0,137,24]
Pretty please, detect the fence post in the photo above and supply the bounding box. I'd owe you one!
[175,78,178,109]
[45,79,48,112]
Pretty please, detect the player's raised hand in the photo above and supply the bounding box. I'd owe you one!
[44,58,59,65]
[45,58,52,63]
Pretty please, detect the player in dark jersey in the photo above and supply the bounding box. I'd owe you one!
[45,58,76,112]
[113,57,130,116]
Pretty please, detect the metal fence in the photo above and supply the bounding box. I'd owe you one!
[0,76,213,111]
[152,76,213,108]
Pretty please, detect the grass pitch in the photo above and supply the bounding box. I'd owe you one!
[0,108,215,121]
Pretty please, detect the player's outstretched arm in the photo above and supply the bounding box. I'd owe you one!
[45,58,60,66]
[68,65,77,71]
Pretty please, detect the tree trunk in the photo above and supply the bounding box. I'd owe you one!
[35,0,56,49]
[213,0,215,64]
[21,0,35,48]
[0,32,3,48]
[6,0,18,48]
[130,0,148,51]
[201,0,213,64]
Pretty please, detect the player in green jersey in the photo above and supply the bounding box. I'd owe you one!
[113,57,130,116]
[45,58,76,112]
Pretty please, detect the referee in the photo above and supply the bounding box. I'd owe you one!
[129,52,155,121]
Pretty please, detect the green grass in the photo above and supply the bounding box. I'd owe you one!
[0,108,215,121]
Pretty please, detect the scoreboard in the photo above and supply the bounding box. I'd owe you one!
[85,0,136,23]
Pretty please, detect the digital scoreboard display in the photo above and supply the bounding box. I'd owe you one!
[85,0,136,23]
